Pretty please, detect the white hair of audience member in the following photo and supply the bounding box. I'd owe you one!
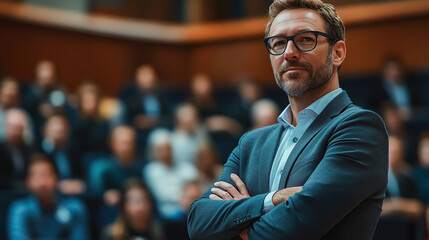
[251,99,280,129]
[171,103,208,164]
[146,128,172,161]
[143,128,198,219]
[4,108,34,146]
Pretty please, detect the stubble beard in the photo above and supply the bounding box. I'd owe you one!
[274,51,334,97]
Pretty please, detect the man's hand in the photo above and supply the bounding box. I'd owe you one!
[209,173,250,200]
[239,227,249,240]
[272,186,303,206]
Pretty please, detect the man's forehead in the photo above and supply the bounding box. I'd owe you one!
[270,9,325,35]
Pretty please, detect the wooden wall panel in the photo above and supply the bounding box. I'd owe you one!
[343,16,429,74]
[0,2,428,97]
[0,19,192,96]
[189,39,272,85]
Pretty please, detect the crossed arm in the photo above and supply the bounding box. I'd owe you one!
[188,110,388,240]
[210,173,302,239]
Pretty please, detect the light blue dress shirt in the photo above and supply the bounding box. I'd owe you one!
[263,88,343,213]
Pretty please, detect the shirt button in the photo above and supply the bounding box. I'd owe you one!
[292,137,298,143]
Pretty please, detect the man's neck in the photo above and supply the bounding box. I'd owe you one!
[288,76,339,127]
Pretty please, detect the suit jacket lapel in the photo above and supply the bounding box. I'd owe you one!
[258,124,284,193]
[278,91,353,188]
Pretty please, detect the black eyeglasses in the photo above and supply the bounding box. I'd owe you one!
[263,31,338,55]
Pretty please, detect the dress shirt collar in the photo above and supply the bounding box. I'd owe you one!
[278,88,343,129]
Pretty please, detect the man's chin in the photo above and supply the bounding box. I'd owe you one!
[280,80,310,97]
[282,70,308,80]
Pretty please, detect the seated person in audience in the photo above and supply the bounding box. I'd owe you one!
[188,74,222,120]
[101,178,163,240]
[189,74,243,135]
[412,131,429,204]
[170,103,209,165]
[0,77,21,141]
[380,56,422,119]
[195,143,223,191]
[164,181,203,240]
[380,135,424,239]
[70,82,109,162]
[21,60,68,141]
[250,99,280,130]
[232,78,263,130]
[381,102,406,138]
[0,109,34,189]
[122,65,170,147]
[7,153,89,240]
[143,129,197,220]
[40,114,85,195]
[380,102,422,166]
[101,125,143,206]
[411,132,429,238]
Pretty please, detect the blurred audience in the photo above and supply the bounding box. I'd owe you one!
[143,129,197,220]
[3,57,428,240]
[0,77,21,141]
[170,103,209,165]
[250,99,280,130]
[40,114,86,195]
[195,143,223,191]
[380,135,424,240]
[188,74,221,120]
[70,82,109,164]
[7,153,89,240]
[0,109,34,189]
[379,56,422,119]
[101,126,143,206]
[40,115,74,178]
[412,132,429,204]
[22,60,68,141]
[122,65,170,148]
[232,78,263,130]
[101,178,163,240]
[381,102,406,138]
[165,181,203,240]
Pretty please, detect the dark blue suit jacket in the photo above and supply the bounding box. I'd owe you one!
[188,91,388,240]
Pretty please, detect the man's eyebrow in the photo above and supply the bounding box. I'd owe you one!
[272,28,314,36]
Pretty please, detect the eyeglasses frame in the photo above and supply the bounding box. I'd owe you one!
[263,30,339,55]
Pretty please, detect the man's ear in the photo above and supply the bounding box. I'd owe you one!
[332,41,346,69]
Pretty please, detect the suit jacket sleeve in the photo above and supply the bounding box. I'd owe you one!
[187,132,267,240]
[247,110,388,240]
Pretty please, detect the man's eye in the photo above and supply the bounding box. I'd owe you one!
[272,40,286,49]
[298,37,315,43]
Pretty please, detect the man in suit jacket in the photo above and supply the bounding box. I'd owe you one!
[187,0,388,239]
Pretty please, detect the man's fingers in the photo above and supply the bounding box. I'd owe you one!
[209,194,223,200]
[231,173,250,197]
[211,187,233,200]
[214,181,241,198]
[210,175,251,201]
[239,227,249,240]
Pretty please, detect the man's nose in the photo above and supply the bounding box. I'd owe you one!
[283,40,299,61]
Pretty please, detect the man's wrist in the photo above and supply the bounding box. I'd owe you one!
[263,191,276,213]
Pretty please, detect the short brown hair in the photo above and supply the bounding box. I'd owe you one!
[27,153,58,178]
[265,0,345,43]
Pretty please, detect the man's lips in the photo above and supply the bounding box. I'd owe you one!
[284,67,306,73]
